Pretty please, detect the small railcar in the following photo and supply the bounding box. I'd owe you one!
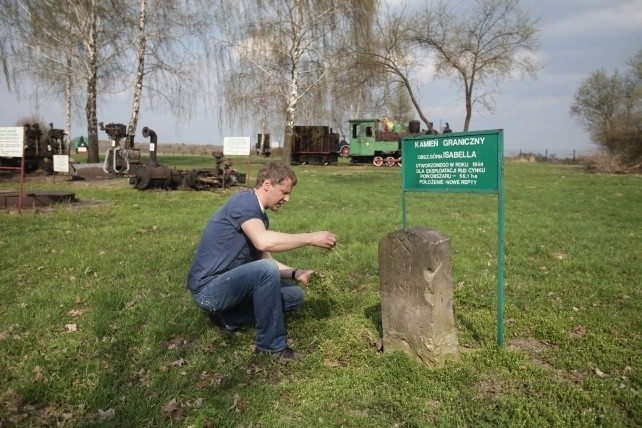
[291,126,341,165]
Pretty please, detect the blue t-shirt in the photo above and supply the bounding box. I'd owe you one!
[187,190,269,292]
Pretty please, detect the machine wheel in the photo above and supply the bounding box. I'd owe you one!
[193,170,211,190]
[396,157,402,167]
[134,166,152,190]
[186,170,212,190]
[373,156,384,167]
[385,156,396,166]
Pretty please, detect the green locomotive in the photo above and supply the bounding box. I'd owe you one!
[342,118,423,166]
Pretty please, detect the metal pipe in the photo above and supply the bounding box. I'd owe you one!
[142,127,158,166]
[102,148,111,174]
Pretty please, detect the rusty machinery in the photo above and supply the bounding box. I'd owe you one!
[100,122,141,175]
[47,123,66,153]
[130,126,246,191]
[23,123,46,172]
[0,123,67,174]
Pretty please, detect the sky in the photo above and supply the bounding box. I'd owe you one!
[1,0,641,156]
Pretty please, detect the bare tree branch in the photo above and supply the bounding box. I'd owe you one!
[411,0,541,131]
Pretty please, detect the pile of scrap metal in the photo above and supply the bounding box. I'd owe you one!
[0,123,68,174]
[129,127,247,191]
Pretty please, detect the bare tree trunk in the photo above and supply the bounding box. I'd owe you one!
[400,74,434,132]
[65,53,72,156]
[282,100,295,164]
[260,114,266,154]
[464,102,472,132]
[280,0,302,165]
[127,0,147,148]
[464,80,472,132]
[63,0,73,156]
[85,0,99,163]
[283,114,294,165]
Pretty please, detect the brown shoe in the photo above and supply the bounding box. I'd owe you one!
[255,347,303,364]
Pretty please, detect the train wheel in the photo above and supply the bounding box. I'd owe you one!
[385,156,396,166]
[373,156,384,167]
[396,157,402,167]
[340,145,350,157]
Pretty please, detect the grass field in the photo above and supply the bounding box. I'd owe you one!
[1,159,640,427]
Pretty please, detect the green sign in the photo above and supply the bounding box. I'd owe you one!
[402,130,502,193]
[401,129,506,347]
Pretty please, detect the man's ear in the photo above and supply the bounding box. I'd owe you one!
[260,179,272,191]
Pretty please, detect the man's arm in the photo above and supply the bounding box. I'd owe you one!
[241,218,336,253]
[245,218,333,286]
[259,252,312,284]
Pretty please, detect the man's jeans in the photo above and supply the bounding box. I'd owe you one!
[190,259,304,352]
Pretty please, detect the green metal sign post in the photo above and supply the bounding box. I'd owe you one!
[401,129,505,346]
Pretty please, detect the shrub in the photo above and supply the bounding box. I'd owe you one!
[582,151,641,174]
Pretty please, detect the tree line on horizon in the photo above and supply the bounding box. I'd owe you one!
[0,0,542,165]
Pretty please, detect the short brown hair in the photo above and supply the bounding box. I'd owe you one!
[254,162,298,188]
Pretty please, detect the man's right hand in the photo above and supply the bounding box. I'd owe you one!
[309,231,336,249]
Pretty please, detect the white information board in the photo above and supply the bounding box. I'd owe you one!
[0,127,25,157]
[223,136,251,156]
[53,155,70,173]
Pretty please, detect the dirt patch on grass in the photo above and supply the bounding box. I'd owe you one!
[508,337,554,368]
[2,197,113,215]
[476,373,505,399]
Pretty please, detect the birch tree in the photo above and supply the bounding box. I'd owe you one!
[0,1,74,142]
[0,0,129,162]
[125,0,148,148]
[84,0,100,161]
[0,38,13,92]
[123,0,211,148]
[211,0,376,163]
[1,0,210,161]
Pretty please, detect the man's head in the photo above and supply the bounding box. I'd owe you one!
[254,162,298,211]
[255,162,297,188]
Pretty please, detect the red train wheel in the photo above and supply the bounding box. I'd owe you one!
[385,156,396,166]
[373,156,384,166]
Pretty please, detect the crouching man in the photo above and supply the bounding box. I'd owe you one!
[187,162,336,363]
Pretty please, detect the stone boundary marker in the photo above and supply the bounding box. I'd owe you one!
[379,227,460,368]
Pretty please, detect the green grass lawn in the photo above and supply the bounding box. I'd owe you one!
[1,160,640,427]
